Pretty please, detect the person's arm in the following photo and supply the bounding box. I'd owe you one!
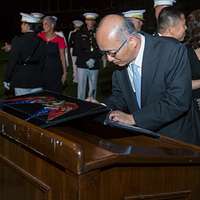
[4,37,20,83]
[195,48,200,60]
[57,35,68,84]
[192,80,200,90]
[62,37,69,67]
[59,48,67,84]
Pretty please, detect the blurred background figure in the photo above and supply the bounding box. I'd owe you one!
[30,12,45,33]
[185,9,200,60]
[1,12,44,53]
[157,7,200,143]
[68,19,83,83]
[157,7,186,41]
[38,16,68,93]
[1,42,11,52]
[122,9,146,31]
[185,9,200,142]
[4,12,46,96]
[74,12,102,100]
[154,0,176,20]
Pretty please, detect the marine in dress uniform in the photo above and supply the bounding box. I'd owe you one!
[30,12,45,33]
[73,13,102,100]
[68,20,83,83]
[4,13,46,96]
[122,9,146,31]
[154,0,176,20]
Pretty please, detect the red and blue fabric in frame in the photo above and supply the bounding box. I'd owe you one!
[1,91,109,128]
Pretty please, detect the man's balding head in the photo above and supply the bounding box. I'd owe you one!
[97,15,124,43]
[96,14,136,48]
[96,14,141,67]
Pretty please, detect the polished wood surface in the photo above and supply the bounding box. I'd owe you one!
[0,110,200,200]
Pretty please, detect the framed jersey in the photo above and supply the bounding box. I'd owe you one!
[1,90,109,128]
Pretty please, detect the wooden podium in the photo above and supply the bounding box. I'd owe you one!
[0,110,200,200]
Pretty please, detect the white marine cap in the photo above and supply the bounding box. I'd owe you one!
[154,0,176,7]
[52,16,58,21]
[72,20,84,27]
[31,12,45,20]
[122,9,146,20]
[83,12,99,20]
[20,12,40,23]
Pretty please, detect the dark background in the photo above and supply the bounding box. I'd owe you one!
[0,0,199,41]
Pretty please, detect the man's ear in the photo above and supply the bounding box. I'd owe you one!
[168,26,175,35]
[128,35,138,49]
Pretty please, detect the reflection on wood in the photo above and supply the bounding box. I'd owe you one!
[0,110,200,200]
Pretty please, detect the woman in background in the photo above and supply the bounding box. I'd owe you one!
[185,9,200,60]
[38,16,67,93]
[185,9,200,144]
[184,9,200,91]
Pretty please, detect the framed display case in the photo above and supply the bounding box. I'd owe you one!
[0,90,109,128]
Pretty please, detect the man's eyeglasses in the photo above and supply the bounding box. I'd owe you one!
[103,39,127,58]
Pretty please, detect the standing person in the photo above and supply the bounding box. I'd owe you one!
[1,12,44,53]
[68,20,83,83]
[185,9,200,60]
[74,12,102,100]
[185,9,200,143]
[157,7,200,92]
[154,0,176,20]
[38,16,67,93]
[157,7,186,41]
[157,7,200,145]
[95,15,196,145]
[4,13,46,96]
[122,9,146,31]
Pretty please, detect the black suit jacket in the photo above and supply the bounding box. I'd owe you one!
[107,33,196,144]
[73,26,102,69]
[5,32,46,88]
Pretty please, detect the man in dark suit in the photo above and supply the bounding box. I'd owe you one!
[157,7,200,145]
[96,14,195,144]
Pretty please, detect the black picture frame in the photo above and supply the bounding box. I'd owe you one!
[1,90,109,128]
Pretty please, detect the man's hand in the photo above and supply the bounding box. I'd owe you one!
[109,110,136,125]
[3,82,10,90]
[86,58,95,68]
[1,42,11,52]
[61,72,67,84]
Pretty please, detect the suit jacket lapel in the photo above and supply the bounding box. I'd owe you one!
[141,35,158,107]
